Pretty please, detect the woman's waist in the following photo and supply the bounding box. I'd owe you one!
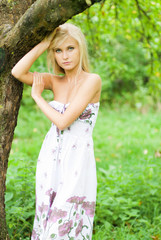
[51,121,93,138]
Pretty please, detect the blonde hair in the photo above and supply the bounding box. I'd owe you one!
[47,23,90,74]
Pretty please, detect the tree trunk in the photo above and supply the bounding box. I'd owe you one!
[0,0,101,239]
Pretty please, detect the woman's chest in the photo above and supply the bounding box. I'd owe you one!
[52,80,81,103]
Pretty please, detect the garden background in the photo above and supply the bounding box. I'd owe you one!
[5,1,161,239]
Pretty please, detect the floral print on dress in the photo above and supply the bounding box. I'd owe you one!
[75,219,83,237]
[82,201,96,217]
[79,108,95,125]
[38,202,48,214]
[67,196,86,210]
[45,189,57,207]
[58,220,73,236]
[47,207,67,223]
[32,195,96,239]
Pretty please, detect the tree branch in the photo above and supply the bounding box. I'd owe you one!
[135,0,154,73]
[2,0,101,61]
[0,0,37,28]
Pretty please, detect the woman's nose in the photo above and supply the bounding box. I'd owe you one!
[62,51,68,59]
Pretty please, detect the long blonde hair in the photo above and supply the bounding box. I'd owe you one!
[47,23,90,74]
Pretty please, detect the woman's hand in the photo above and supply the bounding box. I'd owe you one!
[31,72,45,100]
[43,29,56,48]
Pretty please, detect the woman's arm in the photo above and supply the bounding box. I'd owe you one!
[11,40,53,89]
[31,72,101,130]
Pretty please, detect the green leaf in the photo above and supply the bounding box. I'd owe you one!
[50,233,56,238]
[5,192,13,202]
[104,221,111,230]
[58,219,62,224]
[86,234,90,239]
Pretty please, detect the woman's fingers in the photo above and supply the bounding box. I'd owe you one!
[31,72,44,99]
[33,72,37,84]
[33,72,43,85]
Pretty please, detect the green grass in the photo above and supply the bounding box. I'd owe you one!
[5,88,161,240]
[93,106,161,240]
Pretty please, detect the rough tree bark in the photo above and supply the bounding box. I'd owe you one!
[0,0,101,239]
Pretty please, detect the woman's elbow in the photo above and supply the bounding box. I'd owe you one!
[57,124,66,131]
[11,68,19,79]
[56,121,68,131]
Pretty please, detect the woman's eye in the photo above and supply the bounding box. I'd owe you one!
[55,49,61,53]
[68,46,74,51]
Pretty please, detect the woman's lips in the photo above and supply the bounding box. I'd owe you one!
[63,62,71,65]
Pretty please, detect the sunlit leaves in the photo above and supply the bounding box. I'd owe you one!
[70,0,161,102]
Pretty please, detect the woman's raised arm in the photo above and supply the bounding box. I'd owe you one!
[11,40,53,89]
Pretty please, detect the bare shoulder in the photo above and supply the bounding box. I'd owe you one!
[83,72,102,89]
[78,72,101,103]
[85,72,101,80]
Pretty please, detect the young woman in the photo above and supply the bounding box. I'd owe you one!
[12,23,101,240]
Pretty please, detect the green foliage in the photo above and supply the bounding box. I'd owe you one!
[6,153,35,239]
[91,36,148,102]
[30,51,48,73]
[92,105,161,239]
[70,0,161,103]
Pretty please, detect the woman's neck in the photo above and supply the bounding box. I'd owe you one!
[64,68,84,84]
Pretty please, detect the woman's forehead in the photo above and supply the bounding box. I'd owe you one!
[56,36,78,48]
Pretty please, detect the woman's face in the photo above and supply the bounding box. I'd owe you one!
[54,36,80,72]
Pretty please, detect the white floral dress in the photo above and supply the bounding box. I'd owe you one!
[31,100,100,240]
